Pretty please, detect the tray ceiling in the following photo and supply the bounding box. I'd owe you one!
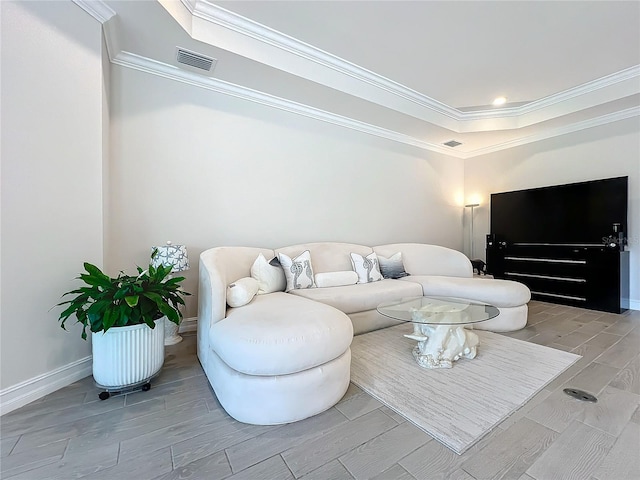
[85,0,640,158]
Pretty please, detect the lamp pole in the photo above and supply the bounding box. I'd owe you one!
[465,203,479,259]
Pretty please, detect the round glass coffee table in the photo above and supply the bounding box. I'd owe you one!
[377,296,499,369]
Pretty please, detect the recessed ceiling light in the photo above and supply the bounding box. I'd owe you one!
[492,96,507,106]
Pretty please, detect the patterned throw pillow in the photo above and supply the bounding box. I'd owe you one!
[278,250,316,292]
[378,252,410,279]
[350,252,383,284]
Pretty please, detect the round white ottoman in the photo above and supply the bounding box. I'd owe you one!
[208,293,353,425]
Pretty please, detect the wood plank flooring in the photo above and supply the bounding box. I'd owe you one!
[1,301,638,479]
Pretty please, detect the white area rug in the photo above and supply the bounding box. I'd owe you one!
[350,324,581,454]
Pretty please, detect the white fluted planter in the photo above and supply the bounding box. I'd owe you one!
[92,318,165,388]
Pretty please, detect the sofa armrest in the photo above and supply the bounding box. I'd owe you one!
[197,246,277,365]
[198,249,227,366]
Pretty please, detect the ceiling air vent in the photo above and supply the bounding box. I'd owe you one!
[176,47,216,72]
[444,140,462,148]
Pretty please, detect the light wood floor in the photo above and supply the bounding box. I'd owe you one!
[1,301,638,480]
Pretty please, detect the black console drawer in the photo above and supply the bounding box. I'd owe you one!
[503,258,587,278]
[488,245,629,314]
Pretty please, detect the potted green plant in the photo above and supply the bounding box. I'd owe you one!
[57,252,190,392]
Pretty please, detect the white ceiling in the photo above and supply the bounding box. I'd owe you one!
[213,0,640,109]
[91,0,640,157]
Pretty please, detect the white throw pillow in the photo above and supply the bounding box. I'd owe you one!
[315,271,359,288]
[278,250,316,292]
[350,252,383,284]
[226,277,259,307]
[378,252,410,279]
[251,253,286,294]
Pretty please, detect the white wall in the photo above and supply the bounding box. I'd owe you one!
[464,117,640,308]
[2,1,636,415]
[0,1,103,407]
[108,66,465,316]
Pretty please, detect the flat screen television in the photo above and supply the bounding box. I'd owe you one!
[490,176,628,246]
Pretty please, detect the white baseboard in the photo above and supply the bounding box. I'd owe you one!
[0,318,198,416]
[179,316,198,334]
[0,356,92,416]
[628,299,640,311]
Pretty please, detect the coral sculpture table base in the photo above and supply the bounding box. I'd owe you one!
[405,305,479,368]
[377,297,497,369]
[404,323,479,369]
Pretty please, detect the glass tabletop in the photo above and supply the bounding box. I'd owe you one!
[377,296,499,326]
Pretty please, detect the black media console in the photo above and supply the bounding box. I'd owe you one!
[487,243,629,314]
[488,177,629,314]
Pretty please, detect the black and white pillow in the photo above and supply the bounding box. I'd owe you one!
[278,250,316,292]
[378,252,410,279]
[350,252,383,283]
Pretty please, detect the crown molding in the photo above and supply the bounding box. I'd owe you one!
[465,106,640,158]
[185,0,459,121]
[460,65,640,121]
[166,0,463,130]
[111,52,459,157]
[72,0,119,59]
[84,0,640,130]
[72,0,116,23]
[168,0,639,133]
[111,51,639,160]
[519,65,640,115]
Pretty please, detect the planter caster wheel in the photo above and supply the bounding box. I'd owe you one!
[142,383,151,392]
[98,391,110,401]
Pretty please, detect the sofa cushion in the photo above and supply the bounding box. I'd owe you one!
[401,275,531,308]
[289,278,423,314]
[276,243,372,273]
[374,243,473,278]
[210,293,353,376]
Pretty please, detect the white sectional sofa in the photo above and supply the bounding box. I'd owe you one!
[198,242,531,425]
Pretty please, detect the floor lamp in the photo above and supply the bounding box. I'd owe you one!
[465,203,479,259]
[151,241,189,345]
